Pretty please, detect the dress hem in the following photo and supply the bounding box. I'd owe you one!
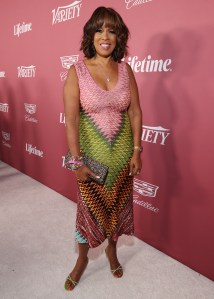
[75,231,135,249]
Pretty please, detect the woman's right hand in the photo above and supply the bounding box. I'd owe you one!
[74,165,99,182]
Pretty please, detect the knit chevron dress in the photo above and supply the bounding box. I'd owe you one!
[74,60,134,248]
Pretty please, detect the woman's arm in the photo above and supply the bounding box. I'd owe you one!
[63,65,81,157]
[63,65,98,181]
[126,63,143,175]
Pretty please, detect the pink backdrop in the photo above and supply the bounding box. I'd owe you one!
[1,0,214,281]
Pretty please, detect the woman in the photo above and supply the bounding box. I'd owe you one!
[63,6,142,291]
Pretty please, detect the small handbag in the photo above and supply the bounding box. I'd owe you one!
[64,151,108,184]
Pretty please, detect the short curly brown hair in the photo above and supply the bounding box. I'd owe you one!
[80,7,130,62]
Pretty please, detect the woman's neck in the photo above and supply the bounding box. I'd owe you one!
[92,55,114,67]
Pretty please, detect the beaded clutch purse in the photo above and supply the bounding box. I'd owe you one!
[64,151,109,185]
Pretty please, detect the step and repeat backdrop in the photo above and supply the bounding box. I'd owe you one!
[0,0,214,280]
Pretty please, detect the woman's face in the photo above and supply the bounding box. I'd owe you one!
[93,22,117,58]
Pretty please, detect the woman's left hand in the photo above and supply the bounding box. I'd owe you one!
[129,152,142,176]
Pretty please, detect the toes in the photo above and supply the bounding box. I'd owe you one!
[64,281,74,291]
[113,269,123,278]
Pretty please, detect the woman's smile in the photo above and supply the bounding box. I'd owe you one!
[100,43,111,50]
[94,25,117,55]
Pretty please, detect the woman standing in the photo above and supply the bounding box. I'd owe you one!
[63,6,142,291]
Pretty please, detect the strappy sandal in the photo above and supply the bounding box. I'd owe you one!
[64,257,89,291]
[105,248,123,278]
[64,275,78,291]
[111,264,123,278]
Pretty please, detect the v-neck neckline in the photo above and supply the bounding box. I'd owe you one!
[82,60,120,92]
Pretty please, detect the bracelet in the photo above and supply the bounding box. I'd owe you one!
[134,146,143,152]
[68,155,84,170]
[70,163,84,171]
[68,161,84,171]
[70,155,83,161]
[68,160,84,165]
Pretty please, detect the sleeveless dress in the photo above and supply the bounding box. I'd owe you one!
[74,60,134,248]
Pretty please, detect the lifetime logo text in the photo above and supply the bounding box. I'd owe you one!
[52,1,82,25]
[127,55,172,72]
[18,66,36,78]
[14,22,32,37]
[26,143,43,157]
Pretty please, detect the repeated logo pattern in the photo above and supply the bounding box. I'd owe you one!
[142,126,171,145]
[0,71,6,78]
[2,131,10,141]
[133,195,159,213]
[26,143,44,157]
[59,113,65,124]
[125,0,153,10]
[0,103,9,112]
[134,178,159,197]
[14,22,32,37]
[0,1,172,217]
[52,1,82,25]
[24,103,36,114]
[24,104,38,123]
[126,55,172,73]
[133,179,160,213]
[60,54,79,81]
[18,66,36,78]
[2,131,11,148]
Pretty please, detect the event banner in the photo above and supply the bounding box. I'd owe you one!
[0,0,214,280]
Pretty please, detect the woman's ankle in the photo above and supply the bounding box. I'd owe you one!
[77,256,88,263]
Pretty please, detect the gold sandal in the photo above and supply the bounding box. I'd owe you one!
[105,248,123,278]
[64,275,78,291]
[111,264,123,278]
[64,257,89,291]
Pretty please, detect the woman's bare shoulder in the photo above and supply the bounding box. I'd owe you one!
[66,64,78,83]
[124,61,133,74]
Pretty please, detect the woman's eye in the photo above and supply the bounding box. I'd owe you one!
[95,29,102,33]
[109,30,116,34]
